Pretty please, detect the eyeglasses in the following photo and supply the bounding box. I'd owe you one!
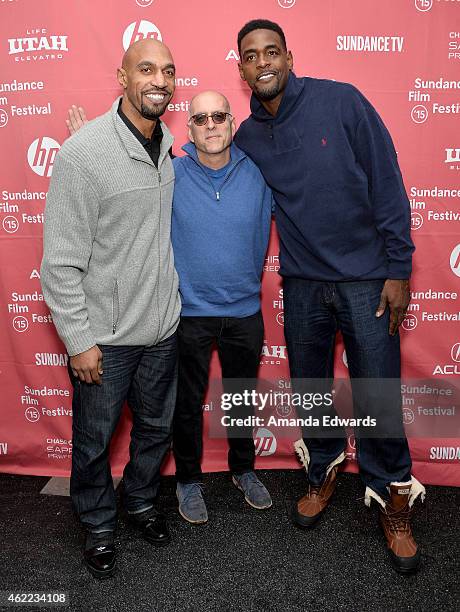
[188,111,232,126]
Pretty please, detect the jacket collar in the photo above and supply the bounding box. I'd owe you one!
[249,72,306,122]
[111,97,174,166]
[181,141,246,168]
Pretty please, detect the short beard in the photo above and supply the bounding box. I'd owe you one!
[140,100,168,120]
[255,79,281,101]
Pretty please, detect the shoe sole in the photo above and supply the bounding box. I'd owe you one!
[379,521,421,574]
[178,506,208,525]
[128,517,172,546]
[232,476,273,510]
[143,533,172,547]
[291,504,324,529]
[385,535,421,575]
[84,559,116,579]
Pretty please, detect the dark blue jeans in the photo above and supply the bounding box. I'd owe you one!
[70,334,177,533]
[283,278,412,499]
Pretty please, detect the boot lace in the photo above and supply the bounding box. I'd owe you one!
[386,505,413,533]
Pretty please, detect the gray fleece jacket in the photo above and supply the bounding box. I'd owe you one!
[41,98,180,356]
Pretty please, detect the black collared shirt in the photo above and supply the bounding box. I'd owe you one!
[117,101,163,168]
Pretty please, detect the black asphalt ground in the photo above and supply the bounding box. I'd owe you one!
[0,470,458,612]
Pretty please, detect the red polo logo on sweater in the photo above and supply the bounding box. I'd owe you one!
[321,137,327,146]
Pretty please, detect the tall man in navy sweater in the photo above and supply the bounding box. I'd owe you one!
[171,90,273,523]
[234,20,425,573]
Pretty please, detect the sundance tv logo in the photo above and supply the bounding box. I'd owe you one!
[123,21,162,51]
[336,35,404,53]
[27,137,60,177]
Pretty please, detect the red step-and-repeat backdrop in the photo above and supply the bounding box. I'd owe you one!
[0,0,459,485]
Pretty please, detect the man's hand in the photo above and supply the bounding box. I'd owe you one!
[70,345,103,384]
[375,279,410,336]
[66,105,88,136]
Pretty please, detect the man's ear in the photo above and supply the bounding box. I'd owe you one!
[231,117,236,138]
[238,62,246,81]
[188,125,195,143]
[117,68,127,89]
[287,50,293,71]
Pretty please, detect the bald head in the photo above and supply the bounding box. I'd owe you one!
[121,38,174,71]
[187,90,236,169]
[189,91,231,118]
[117,38,176,130]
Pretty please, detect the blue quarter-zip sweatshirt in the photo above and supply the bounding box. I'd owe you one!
[234,73,414,281]
[171,142,272,317]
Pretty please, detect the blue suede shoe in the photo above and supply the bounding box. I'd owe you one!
[176,482,208,524]
[232,472,272,510]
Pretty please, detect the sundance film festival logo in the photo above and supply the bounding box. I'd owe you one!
[27,137,60,177]
[411,105,428,124]
[401,313,418,332]
[403,407,415,425]
[254,427,277,456]
[450,244,460,277]
[278,0,296,7]
[411,211,424,231]
[8,29,68,62]
[123,20,162,51]
[25,406,40,423]
[136,0,154,6]
[0,108,8,128]
[12,315,28,333]
[415,0,433,11]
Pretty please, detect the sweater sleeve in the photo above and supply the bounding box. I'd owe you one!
[351,94,415,279]
[40,152,99,356]
[256,181,273,271]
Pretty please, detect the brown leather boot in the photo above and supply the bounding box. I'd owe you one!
[293,464,339,528]
[379,484,421,574]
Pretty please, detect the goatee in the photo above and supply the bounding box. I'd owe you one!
[256,80,281,101]
[140,101,167,120]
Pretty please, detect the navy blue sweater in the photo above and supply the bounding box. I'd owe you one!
[234,73,414,281]
[171,142,272,317]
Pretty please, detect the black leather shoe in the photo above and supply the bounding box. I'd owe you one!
[130,510,171,547]
[84,535,116,579]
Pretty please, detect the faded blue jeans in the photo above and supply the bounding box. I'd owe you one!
[283,278,412,499]
[70,335,177,532]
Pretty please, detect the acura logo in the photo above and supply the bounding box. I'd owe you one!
[451,343,460,363]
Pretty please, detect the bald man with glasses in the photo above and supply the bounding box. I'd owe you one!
[171,91,273,523]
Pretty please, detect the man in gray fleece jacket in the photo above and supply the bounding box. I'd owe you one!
[41,39,181,579]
